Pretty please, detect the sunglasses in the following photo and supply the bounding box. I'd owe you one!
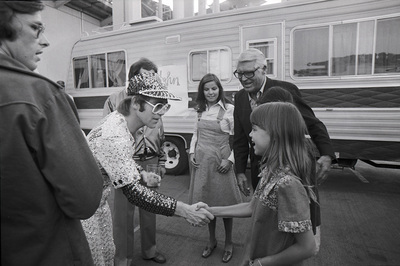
[144,100,171,115]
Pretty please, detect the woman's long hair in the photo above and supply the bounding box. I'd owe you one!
[250,102,317,203]
[195,73,227,113]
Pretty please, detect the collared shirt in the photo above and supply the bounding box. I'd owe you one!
[134,121,166,164]
[247,76,267,109]
[189,100,235,162]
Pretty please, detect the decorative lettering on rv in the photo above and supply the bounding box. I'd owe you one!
[158,70,180,87]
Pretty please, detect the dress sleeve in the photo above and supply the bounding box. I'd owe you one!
[277,175,312,233]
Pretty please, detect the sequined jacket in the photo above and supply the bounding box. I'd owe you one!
[87,111,177,216]
[0,54,103,266]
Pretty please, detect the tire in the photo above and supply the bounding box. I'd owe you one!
[163,137,189,175]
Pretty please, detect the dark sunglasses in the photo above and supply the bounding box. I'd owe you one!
[233,67,260,79]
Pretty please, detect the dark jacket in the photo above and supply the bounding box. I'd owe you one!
[233,77,335,179]
[0,54,103,266]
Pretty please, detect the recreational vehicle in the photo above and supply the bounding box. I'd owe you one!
[66,0,400,174]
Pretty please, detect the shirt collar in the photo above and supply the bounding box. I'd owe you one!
[207,100,226,111]
[248,76,267,101]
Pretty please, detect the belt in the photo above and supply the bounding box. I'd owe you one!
[133,152,158,161]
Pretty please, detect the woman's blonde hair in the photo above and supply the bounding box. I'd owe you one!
[250,102,317,202]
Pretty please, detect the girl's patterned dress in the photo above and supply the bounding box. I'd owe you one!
[241,166,312,266]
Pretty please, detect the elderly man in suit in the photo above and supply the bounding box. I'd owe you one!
[233,48,335,194]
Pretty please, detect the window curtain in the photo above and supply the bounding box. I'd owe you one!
[108,52,126,87]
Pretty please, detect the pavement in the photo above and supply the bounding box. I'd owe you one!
[129,161,400,266]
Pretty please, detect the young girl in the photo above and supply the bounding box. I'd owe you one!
[188,73,242,263]
[208,102,318,266]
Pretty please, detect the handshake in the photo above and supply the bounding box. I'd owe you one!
[141,170,214,227]
[175,201,214,227]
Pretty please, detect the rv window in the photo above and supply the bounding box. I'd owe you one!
[73,51,126,89]
[357,20,374,75]
[73,57,89,89]
[190,48,231,82]
[107,51,126,87]
[248,40,276,76]
[375,17,400,74]
[191,52,207,81]
[293,16,400,78]
[332,23,357,76]
[293,27,329,77]
[91,54,106,88]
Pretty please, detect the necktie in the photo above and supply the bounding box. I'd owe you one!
[250,91,261,110]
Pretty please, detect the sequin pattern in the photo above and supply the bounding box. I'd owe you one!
[82,112,177,264]
[81,168,114,266]
[122,183,176,216]
[87,112,142,188]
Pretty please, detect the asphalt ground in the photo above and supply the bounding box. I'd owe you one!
[128,160,400,266]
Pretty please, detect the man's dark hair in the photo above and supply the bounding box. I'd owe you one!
[117,95,154,115]
[0,0,44,43]
[128,58,158,79]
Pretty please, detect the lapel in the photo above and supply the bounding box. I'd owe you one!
[260,77,274,99]
[236,89,252,136]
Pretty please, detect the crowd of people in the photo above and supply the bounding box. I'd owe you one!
[1,1,335,266]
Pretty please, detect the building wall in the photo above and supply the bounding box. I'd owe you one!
[36,5,101,83]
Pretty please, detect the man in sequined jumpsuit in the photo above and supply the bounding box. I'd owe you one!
[103,58,168,265]
[83,73,214,265]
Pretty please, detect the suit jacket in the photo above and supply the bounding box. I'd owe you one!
[233,77,335,176]
[0,54,103,266]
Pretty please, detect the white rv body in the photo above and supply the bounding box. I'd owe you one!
[66,0,400,173]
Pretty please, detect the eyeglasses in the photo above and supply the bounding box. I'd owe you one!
[233,67,260,79]
[31,23,45,39]
[144,100,171,115]
[17,16,45,39]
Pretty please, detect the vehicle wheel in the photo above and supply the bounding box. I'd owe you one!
[163,137,188,175]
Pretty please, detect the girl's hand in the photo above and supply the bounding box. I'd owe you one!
[190,153,199,169]
[217,159,233,174]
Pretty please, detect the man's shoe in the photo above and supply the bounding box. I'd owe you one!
[144,252,167,264]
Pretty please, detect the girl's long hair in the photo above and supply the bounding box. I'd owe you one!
[195,73,228,113]
[250,102,317,203]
